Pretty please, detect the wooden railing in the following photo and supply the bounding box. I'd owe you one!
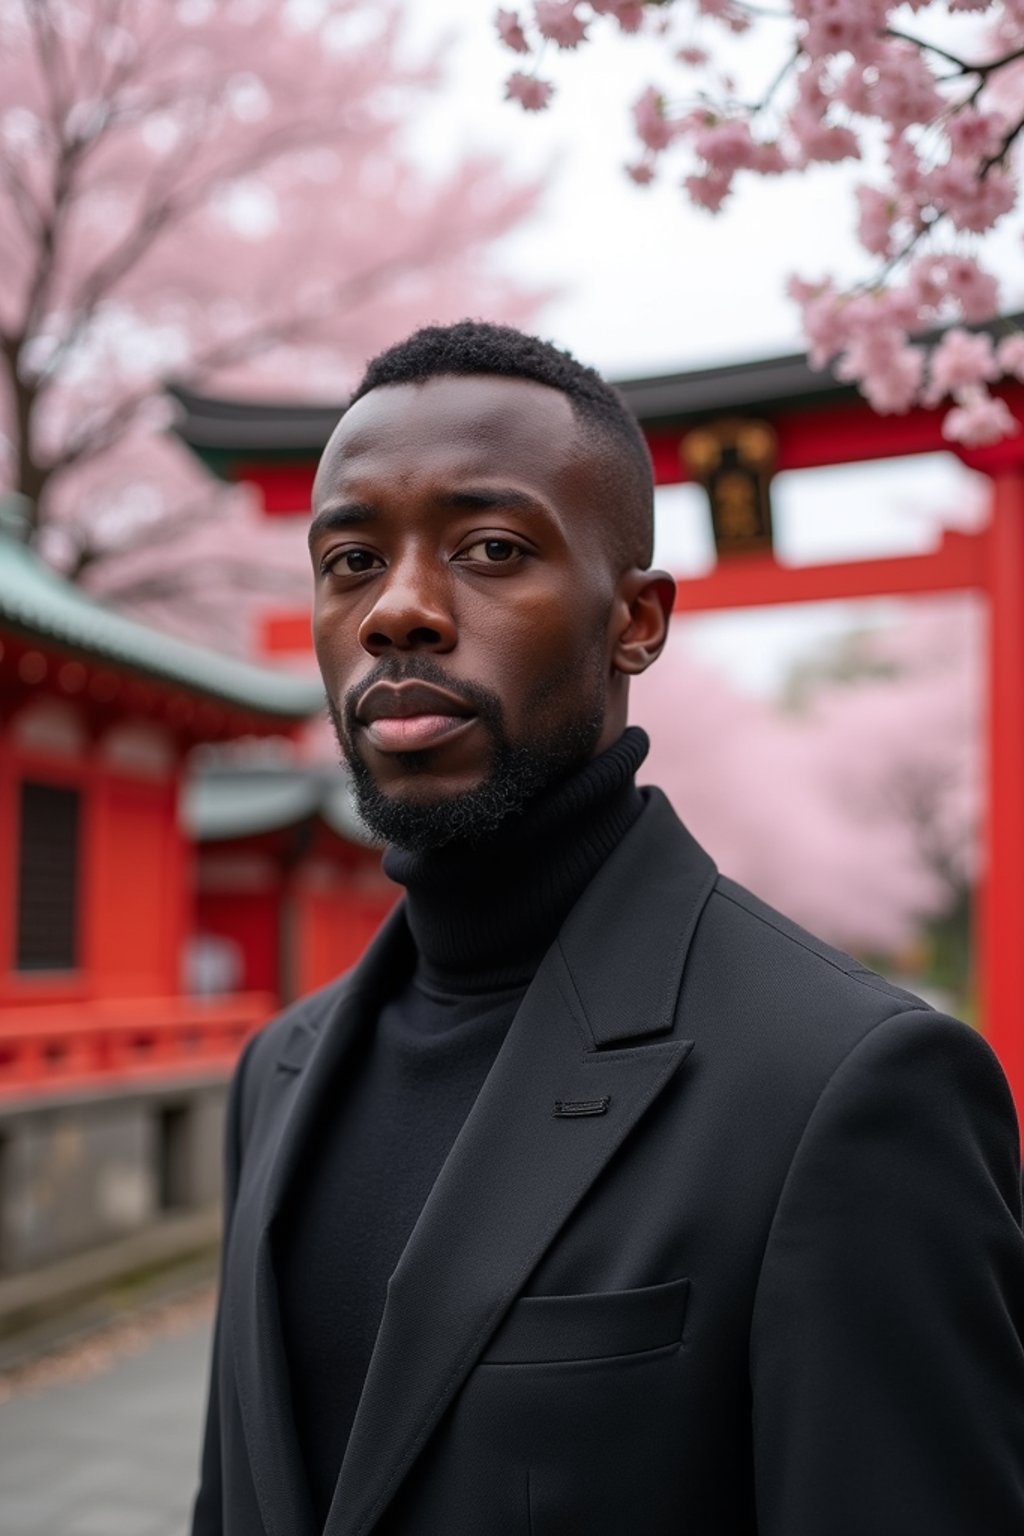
[0,993,275,1100]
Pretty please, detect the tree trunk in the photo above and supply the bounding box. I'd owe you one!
[6,352,47,541]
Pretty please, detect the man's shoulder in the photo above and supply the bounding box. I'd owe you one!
[635,788,928,1023]
[685,869,958,1080]
[707,872,927,1014]
[685,872,1010,1149]
[244,969,356,1083]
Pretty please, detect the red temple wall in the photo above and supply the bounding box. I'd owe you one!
[0,701,185,1008]
[196,887,282,997]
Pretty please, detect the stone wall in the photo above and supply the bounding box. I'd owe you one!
[0,1076,228,1275]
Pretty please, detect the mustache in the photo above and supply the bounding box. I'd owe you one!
[340,657,506,735]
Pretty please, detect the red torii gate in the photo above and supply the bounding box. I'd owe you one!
[626,351,1024,1123]
[171,336,1024,1123]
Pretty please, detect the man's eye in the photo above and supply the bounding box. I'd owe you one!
[459,538,523,564]
[325,548,380,575]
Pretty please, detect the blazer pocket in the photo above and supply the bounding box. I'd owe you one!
[480,1277,690,1365]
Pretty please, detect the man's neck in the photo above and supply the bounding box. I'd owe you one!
[382,727,650,993]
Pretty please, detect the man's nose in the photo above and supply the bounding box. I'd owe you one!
[357,556,456,655]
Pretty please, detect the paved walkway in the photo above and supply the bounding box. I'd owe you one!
[0,1307,212,1536]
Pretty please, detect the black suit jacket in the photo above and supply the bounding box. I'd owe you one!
[192,789,1024,1536]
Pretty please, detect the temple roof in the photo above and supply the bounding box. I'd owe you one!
[0,496,322,722]
[184,763,372,844]
[168,353,843,462]
[168,311,1024,466]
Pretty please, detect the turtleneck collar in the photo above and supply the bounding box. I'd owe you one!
[382,727,649,993]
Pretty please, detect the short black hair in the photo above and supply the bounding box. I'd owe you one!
[350,319,654,570]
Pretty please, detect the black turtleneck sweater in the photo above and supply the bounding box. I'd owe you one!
[277,728,649,1528]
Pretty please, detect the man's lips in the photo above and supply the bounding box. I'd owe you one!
[355,679,477,753]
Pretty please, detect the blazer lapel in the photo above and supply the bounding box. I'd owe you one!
[228,905,415,1536]
[325,790,717,1536]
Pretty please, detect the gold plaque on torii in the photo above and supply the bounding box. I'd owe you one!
[681,418,777,557]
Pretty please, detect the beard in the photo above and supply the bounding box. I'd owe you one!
[327,652,607,853]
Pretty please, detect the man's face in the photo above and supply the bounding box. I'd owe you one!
[309,375,634,849]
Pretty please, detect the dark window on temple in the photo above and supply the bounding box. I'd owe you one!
[157,1104,192,1210]
[16,780,81,971]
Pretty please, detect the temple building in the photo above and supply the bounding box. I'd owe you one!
[185,757,394,1005]
[0,490,330,1074]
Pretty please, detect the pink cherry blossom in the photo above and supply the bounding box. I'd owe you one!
[865,43,944,132]
[788,109,860,166]
[942,256,1000,323]
[927,328,999,401]
[945,108,1008,160]
[534,1,588,49]
[997,333,1024,381]
[592,0,647,28]
[787,71,861,166]
[908,254,994,324]
[504,71,555,110]
[906,254,999,323]
[787,274,830,307]
[750,140,788,175]
[632,86,676,152]
[790,282,852,367]
[835,62,873,116]
[942,388,1020,446]
[887,132,928,199]
[855,185,896,256]
[612,3,647,32]
[794,0,887,63]
[926,161,1017,233]
[495,9,531,53]
[855,342,926,415]
[684,168,733,212]
[692,118,762,173]
[906,256,947,313]
[835,317,925,413]
[495,0,1024,446]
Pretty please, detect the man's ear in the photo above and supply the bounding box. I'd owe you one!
[610,569,676,676]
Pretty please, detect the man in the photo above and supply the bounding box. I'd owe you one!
[192,321,1024,1536]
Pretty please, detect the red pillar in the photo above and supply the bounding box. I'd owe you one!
[982,461,1024,1132]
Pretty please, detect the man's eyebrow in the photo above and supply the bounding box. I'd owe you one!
[307,502,376,548]
[441,487,554,521]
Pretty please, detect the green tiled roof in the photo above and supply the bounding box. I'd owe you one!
[0,496,323,722]
[185,764,373,844]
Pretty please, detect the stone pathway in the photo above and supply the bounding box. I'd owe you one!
[0,1300,213,1536]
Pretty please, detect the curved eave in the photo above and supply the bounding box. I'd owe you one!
[0,504,323,723]
[185,774,322,838]
[614,351,856,429]
[615,309,1024,429]
[186,768,374,846]
[168,383,343,456]
[167,311,1024,450]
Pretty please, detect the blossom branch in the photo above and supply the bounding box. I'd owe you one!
[497,0,1024,446]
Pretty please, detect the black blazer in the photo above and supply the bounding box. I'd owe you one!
[192,789,1024,1536]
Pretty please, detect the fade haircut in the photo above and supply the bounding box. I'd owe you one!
[350,319,655,571]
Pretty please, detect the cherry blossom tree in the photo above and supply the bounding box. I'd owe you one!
[802,598,980,998]
[630,595,979,993]
[498,0,1024,447]
[0,0,542,626]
